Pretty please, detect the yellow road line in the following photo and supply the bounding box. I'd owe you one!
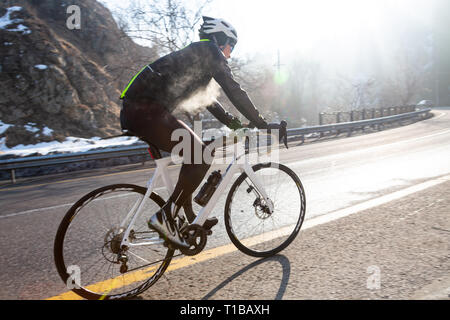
[47,226,295,300]
[47,172,450,300]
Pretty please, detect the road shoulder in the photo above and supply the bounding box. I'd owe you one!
[141,179,450,300]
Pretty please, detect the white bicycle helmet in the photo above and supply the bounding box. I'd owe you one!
[199,16,238,47]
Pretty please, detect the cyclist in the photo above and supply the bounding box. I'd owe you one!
[120,16,270,248]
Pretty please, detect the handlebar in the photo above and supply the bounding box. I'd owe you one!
[205,120,289,150]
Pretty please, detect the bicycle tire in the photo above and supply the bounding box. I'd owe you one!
[54,184,174,300]
[224,163,306,257]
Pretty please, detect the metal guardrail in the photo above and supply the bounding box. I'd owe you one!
[318,105,417,125]
[0,108,431,183]
[289,108,431,143]
[0,145,150,183]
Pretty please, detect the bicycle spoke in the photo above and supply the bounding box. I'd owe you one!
[55,184,174,300]
[225,163,306,257]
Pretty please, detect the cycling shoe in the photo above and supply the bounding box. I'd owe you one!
[148,208,189,249]
[203,217,218,231]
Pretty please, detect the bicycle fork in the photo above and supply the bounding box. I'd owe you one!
[242,162,274,213]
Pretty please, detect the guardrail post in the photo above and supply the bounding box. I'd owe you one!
[337,112,341,123]
[371,109,376,129]
[347,127,353,137]
[350,110,354,122]
[319,113,324,137]
[11,169,16,184]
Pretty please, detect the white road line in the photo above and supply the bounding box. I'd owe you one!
[287,126,450,168]
[0,203,75,219]
[0,187,167,220]
[432,111,446,120]
[301,174,450,229]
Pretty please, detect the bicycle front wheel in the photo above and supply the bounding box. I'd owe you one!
[54,184,173,300]
[225,163,306,257]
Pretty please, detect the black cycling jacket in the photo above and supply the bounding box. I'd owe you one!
[121,40,267,128]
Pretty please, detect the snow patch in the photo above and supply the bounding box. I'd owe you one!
[0,6,31,34]
[24,123,39,134]
[34,64,48,70]
[0,120,13,135]
[202,126,231,141]
[42,127,53,136]
[0,136,140,156]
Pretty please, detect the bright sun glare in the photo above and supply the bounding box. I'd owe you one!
[104,0,433,72]
[208,0,433,60]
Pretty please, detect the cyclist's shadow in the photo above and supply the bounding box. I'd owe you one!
[201,255,291,300]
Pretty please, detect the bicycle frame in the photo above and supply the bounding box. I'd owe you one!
[119,140,273,250]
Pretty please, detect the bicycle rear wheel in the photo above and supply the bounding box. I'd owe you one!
[225,163,306,257]
[54,184,173,300]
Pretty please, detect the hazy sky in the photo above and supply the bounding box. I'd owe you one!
[101,0,435,76]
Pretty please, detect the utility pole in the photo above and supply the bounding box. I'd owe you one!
[275,49,283,72]
[273,49,285,112]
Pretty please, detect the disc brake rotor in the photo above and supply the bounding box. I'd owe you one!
[253,198,272,219]
[104,228,126,254]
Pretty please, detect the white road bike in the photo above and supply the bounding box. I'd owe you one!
[54,123,306,300]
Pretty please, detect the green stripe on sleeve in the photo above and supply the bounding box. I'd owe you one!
[120,65,149,99]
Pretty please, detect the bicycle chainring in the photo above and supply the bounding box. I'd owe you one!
[180,224,207,256]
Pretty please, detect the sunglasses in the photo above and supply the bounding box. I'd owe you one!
[226,39,236,52]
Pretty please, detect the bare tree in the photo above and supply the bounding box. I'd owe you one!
[112,1,278,126]
[333,74,377,110]
[112,0,214,126]
[124,0,213,54]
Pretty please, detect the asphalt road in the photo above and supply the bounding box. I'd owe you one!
[0,108,449,300]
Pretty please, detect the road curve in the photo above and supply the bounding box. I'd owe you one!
[1,108,449,300]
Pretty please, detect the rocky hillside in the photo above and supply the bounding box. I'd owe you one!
[0,0,158,148]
